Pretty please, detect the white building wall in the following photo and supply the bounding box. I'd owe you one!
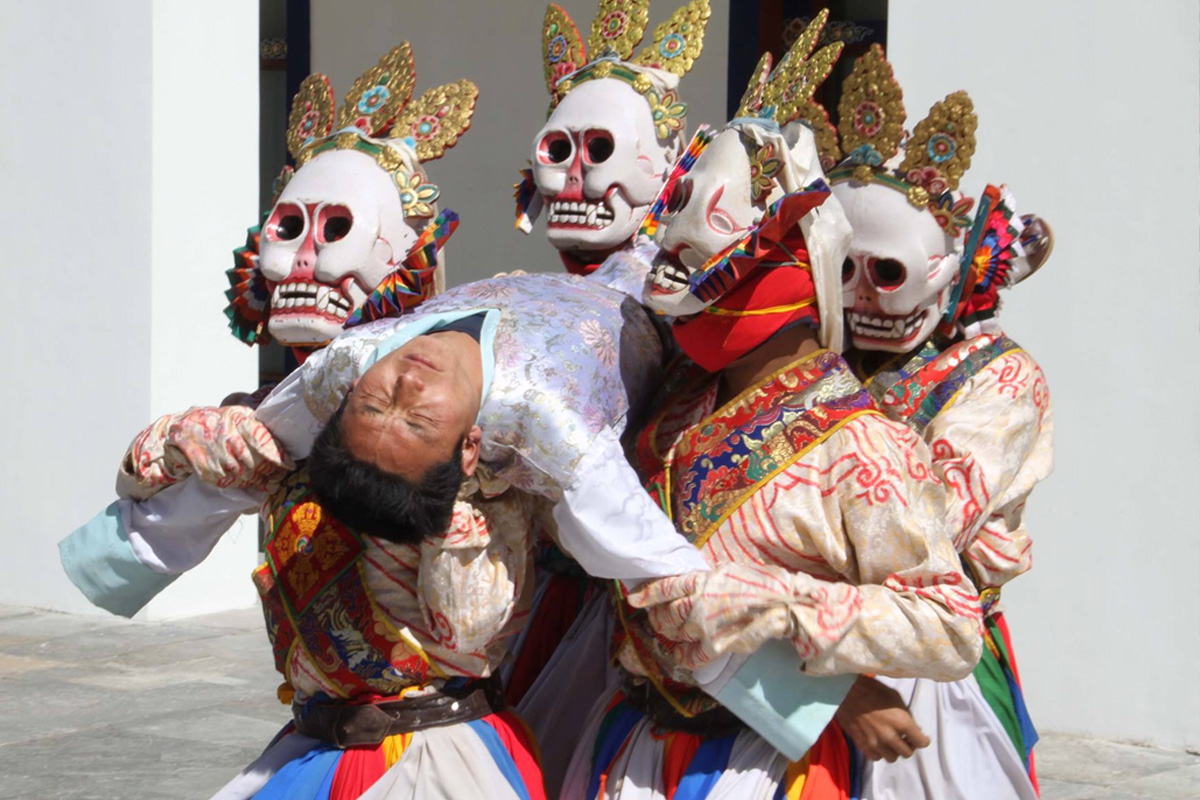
[0,1,259,618]
[0,1,154,615]
[890,0,1200,750]
[143,0,261,619]
[311,0,730,286]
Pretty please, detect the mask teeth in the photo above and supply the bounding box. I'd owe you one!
[547,199,616,229]
[846,308,924,340]
[649,260,690,291]
[272,281,352,318]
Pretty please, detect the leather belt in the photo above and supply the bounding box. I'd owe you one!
[293,677,504,748]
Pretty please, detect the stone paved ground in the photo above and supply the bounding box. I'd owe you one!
[0,605,1195,799]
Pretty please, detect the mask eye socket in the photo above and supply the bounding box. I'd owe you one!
[266,202,306,242]
[316,205,353,244]
[842,257,857,285]
[538,131,572,165]
[584,129,614,164]
[666,178,692,215]
[870,258,907,290]
[708,210,735,236]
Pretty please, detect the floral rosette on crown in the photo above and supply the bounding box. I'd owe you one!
[825,44,978,238]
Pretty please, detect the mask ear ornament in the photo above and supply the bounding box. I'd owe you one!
[940,185,1052,339]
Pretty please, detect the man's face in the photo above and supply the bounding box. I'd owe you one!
[341,333,481,481]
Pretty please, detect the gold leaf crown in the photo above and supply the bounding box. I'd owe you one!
[733,9,843,169]
[278,43,479,219]
[725,10,843,203]
[826,44,979,234]
[540,0,711,136]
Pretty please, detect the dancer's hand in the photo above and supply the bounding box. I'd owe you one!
[627,563,798,669]
[118,406,292,500]
[835,675,930,762]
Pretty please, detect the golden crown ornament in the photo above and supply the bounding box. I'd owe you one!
[826,44,979,235]
[279,42,479,218]
[541,0,712,127]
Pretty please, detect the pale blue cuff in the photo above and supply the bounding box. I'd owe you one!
[59,502,177,618]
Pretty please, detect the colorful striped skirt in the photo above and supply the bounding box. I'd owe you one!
[210,710,545,800]
[560,690,853,800]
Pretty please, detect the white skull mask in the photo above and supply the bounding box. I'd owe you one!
[834,180,961,353]
[646,122,831,314]
[259,146,425,346]
[645,128,758,316]
[532,78,681,262]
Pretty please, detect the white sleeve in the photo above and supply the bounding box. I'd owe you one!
[551,426,709,585]
[125,477,265,574]
[60,477,264,618]
[252,362,326,460]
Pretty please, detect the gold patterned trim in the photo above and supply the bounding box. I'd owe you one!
[689,408,878,550]
[936,346,1026,419]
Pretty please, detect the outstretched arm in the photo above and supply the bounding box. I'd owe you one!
[60,405,286,617]
[60,480,263,617]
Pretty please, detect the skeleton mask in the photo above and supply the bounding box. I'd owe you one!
[640,13,851,355]
[835,180,961,353]
[260,146,424,347]
[644,120,849,343]
[532,77,680,261]
[645,127,760,315]
[824,46,997,353]
[520,0,713,272]
[224,43,478,351]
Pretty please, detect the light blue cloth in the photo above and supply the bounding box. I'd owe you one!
[58,502,176,618]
